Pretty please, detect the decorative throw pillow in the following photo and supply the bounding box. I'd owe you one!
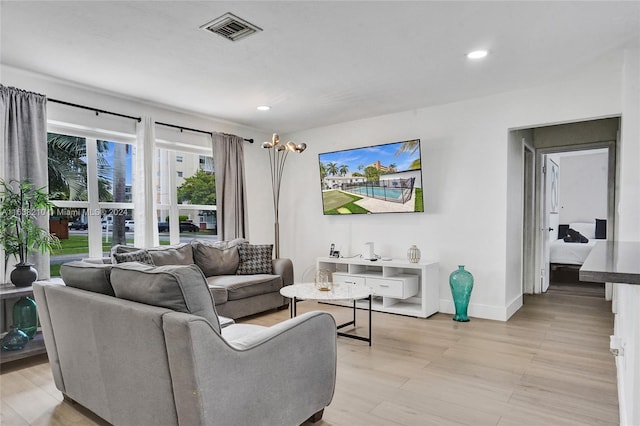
[110,244,142,263]
[569,222,596,240]
[192,241,239,276]
[237,244,273,275]
[595,218,607,239]
[113,249,155,265]
[61,261,115,296]
[557,224,570,240]
[110,263,220,333]
[148,243,194,266]
[564,228,589,243]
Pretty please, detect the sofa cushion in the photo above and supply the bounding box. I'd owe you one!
[237,244,274,275]
[192,241,239,276]
[208,284,228,305]
[110,263,220,333]
[60,261,115,296]
[113,249,155,265]
[148,244,195,266]
[207,274,283,301]
[111,243,194,266]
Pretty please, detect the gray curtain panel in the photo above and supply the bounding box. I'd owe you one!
[0,85,50,279]
[212,133,248,241]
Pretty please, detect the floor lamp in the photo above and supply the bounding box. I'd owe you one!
[262,133,306,258]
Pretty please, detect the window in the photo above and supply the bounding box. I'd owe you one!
[156,148,217,245]
[176,155,183,162]
[47,131,135,276]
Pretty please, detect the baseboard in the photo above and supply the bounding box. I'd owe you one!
[505,295,523,320]
[439,299,517,322]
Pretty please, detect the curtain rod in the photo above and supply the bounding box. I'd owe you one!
[48,98,254,143]
[48,98,141,122]
[156,121,254,143]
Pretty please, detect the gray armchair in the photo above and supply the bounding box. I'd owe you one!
[34,268,337,426]
[165,311,337,425]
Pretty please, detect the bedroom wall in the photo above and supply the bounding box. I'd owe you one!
[251,52,625,321]
[558,151,608,224]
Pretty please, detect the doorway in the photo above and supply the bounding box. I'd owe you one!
[539,147,613,295]
[517,117,619,297]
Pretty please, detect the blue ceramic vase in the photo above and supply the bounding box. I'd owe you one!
[449,265,474,322]
[1,326,29,351]
[13,296,38,339]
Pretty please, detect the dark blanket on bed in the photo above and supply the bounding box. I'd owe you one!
[563,228,589,243]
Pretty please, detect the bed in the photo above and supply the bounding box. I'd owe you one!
[549,220,606,266]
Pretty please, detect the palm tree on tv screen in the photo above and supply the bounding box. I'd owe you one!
[395,139,421,170]
[326,162,338,176]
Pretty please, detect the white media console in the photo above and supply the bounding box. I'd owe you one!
[316,257,439,318]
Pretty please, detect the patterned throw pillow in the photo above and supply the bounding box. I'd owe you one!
[236,244,273,275]
[113,249,155,265]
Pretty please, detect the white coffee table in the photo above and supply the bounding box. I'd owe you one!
[280,283,372,345]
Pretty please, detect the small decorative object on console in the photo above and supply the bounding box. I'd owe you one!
[407,245,421,263]
[314,269,333,291]
[1,326,29,351]
[449,265,474,322]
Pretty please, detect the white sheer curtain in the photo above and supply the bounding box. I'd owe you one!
[133,116,159,248]
[0,85,49,280]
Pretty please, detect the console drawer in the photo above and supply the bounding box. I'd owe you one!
[366,276,418,299]
[332,273,366,286]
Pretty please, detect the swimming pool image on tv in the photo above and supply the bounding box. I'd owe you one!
[347,186,404,200]
[318,138,423,214]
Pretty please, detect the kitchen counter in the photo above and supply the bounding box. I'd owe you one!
[580,241,640,285]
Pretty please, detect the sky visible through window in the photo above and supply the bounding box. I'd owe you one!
[101,141,133,185]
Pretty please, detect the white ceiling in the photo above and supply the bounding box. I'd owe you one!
[2,1,639,133]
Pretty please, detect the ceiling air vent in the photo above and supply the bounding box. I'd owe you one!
[200,13,262,42]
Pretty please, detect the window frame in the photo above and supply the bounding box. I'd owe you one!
[48,122,136,258]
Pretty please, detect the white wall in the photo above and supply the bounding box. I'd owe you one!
[613,48,640,426]
[242,53,624,321]
[558,151,608,224]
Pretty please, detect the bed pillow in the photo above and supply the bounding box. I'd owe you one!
[595,218,607,239]
[564,228,589,243]
[569,222,595,240]
[558,224,570,240]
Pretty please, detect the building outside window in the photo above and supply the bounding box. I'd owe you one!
[156,147,217,245]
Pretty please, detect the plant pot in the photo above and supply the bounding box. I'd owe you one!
[10,264,38,287]
[449,265,474,322]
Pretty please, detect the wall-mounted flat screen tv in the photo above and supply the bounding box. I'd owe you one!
[318,139,424,215]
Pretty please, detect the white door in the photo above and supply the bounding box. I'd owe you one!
[540,156,559,293]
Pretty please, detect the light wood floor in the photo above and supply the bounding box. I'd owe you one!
[1,284,617,426]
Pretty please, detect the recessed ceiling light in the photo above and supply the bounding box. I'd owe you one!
[257,105,271,111]
[467,50,488,59]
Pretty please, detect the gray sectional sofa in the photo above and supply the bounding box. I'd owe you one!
[63,239,294,319]
[33,262,337,425]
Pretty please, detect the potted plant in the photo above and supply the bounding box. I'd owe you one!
[0,178,60,287]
